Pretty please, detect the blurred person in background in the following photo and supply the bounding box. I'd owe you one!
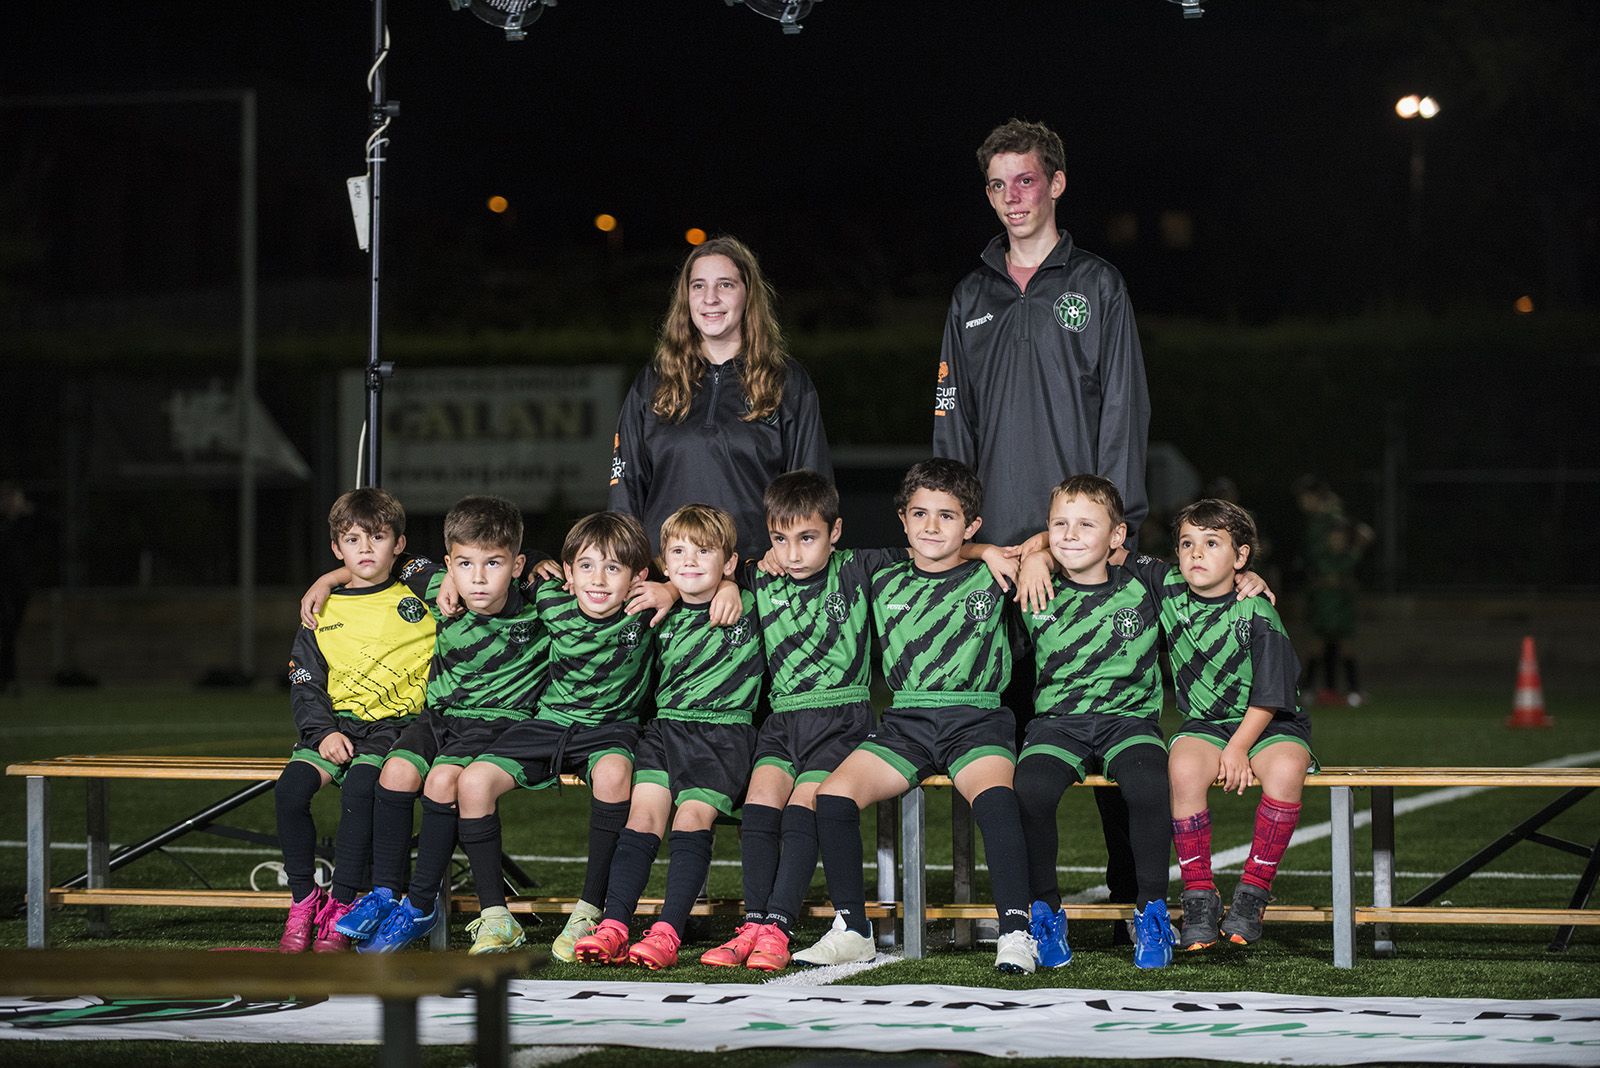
[0,482,35,697]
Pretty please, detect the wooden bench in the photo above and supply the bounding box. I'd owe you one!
[0,947,539,1068]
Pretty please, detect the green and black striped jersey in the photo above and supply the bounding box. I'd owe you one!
[653,590,763,723]
[1125,555,1303,723]
[423,572,549,721]
[871,559,1011,708]
[752,548,902,713]
[532,578,655,727]
[1020,565,1162,720]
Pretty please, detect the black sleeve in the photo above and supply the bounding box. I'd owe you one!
[1122,553,1174,594]
[396,556,441,599]
[288,626,339,749]
[608,368,654,519]
[1096,286,1152,550]
[1248,612,1302,715]
[780,361,833,482]
[931,297,978,467]
[852,547,908,576]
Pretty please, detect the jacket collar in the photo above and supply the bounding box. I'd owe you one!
[980,229,1076,278]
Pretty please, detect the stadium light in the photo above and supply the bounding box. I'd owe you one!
[724,0,818,35]
[1395,94,1440,120]
[1166,0,1205,17]
[446,0,557,42]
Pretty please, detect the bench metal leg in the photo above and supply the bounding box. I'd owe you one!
[1405,787,1594,906]
[86,779,110,937]
[1370,785,1394,957]
[951,791,974,949]
[476,976,511,1068]
[430,884,450,951]
[380,997,421,1068]
[1330,786,1355,968]
[27,775,50,948]
[1549,830,1600,953]
[900,787,925,960]
[875,798,897,949]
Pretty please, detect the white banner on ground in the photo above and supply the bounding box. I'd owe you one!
[3,983,1598,1064]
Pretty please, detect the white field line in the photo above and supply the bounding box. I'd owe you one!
[510,1047,602,1068]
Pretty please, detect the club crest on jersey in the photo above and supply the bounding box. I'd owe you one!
[1233,618,1253,647]
[507,622,535,645]
[1054,292,1091,332]
[1112,607,1144,639]
[396,597,428,623]
[823,591,849,623]
[725,617,754,647]
[964,590,997,622]
[619,620,644,649]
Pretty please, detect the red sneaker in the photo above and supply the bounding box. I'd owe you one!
[278,886,328,953]
[699,922,761,967]
[746,923,791,972]
[573,918,630,965]
[313,896,355,953]
[627,921,681,970]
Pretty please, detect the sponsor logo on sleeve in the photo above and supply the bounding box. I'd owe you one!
[933,361,956,417]
[609,434,625,486]
[288,660,313,686]
[399,557,433,582]
[963,312,994,330]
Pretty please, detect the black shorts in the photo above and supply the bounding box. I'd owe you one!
[472,718,641,790]
[1019,714,1166,781]
[289,715,414,784]
[633,718,756,817]
[1172,712,1319,770]
[858,704,1016,786]
[753,702,874,786]
[389,709,522,777]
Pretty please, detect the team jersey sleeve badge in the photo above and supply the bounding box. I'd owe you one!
[1054,292,1091,332]
[1233,617,1254,647]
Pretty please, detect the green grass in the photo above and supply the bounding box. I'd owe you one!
[1,683,1598,1066]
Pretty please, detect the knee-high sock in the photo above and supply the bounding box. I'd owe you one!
[765,804,820,932]
[1107,746,1173,908]
[331,762,379,903]
[458,813,505,910]
[602,828,661,926]
[971,786,1031,935]
[738,804,782,922]
[814,794,870,936]
[1242,795,1302,892]
[370,783,419,894]
[406,795,459,909]
[274,761,323,901]
[661,829,714,936]
[1096,784,1138,904]
[580,799,629,907]
[1014,755,1078,910]
[1172,809,1215,891]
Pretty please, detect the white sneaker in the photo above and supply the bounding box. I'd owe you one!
[995,929,1038,974]
[793,913,877,966]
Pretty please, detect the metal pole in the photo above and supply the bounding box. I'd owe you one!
[364,0,391,489]
[238,89,258,679]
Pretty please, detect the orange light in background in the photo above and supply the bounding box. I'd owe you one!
[684,227,707,246]
[486,195,509,214]
[1514,295,1535,314]
[594,213,619,233]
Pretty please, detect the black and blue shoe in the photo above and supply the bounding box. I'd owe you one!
[357,897,436,954]
[335,886,398,941]
[1132,899,1176,970]
[1029,900,1073,968]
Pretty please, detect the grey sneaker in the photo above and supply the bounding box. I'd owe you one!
[1180,887,1223,951]
[994,929,1038,975]
[793,913,877,966]
[1220,883,1270,945]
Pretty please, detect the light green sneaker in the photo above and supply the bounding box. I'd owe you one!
[551,899,602,963]
[466,906,526,955]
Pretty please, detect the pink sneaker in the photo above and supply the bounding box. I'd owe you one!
[699,922,760,967]
[746,923,791,972]
[278,886,328,953]
[573,918,630,965]
[628,921,681,970]
[313,896,355,953]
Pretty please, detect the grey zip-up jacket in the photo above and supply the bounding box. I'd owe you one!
[932,230,1150,548]
[609,356,833,562]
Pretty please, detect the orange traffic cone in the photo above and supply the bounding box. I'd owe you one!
[1507,636,1554,729]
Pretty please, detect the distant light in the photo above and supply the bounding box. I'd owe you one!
[487,195,509,214]
[1418,96,1440,119]
[1396,94,1439,120]
[1515,295,1535,314]
[727,0,817,35]
[594,214,619,233]
[684,227,707,246]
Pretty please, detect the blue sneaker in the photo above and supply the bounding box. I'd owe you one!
[1029,900,1072,968]
[357,898,436,954]
[1132,899,1176,969]
[335,887,398,941]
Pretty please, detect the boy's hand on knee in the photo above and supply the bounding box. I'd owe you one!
[1218,743,1254,795]
[318,732,354,765]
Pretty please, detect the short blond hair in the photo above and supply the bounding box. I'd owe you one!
[1050,475,1125,529]
[659,503,737,556]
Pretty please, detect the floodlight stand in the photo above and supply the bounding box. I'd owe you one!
[364,0,398,488]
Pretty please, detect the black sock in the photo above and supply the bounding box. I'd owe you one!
[661,829,714,936]
[330,763,379,903]
[274,761,323,901]
[370,783,419,894]
[738,804,782,921]
[971,786,1031,936]
[603,828,661,925]
[1344,657,1361,693]
[406,795,458,911]
[814,794,870,936]
[581,799,630,906]
[765,803,819,929]
[1108,747,1173,909]
[1014,755,1077,911]
[1096,784,1138,904]
[459,813,505,910]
